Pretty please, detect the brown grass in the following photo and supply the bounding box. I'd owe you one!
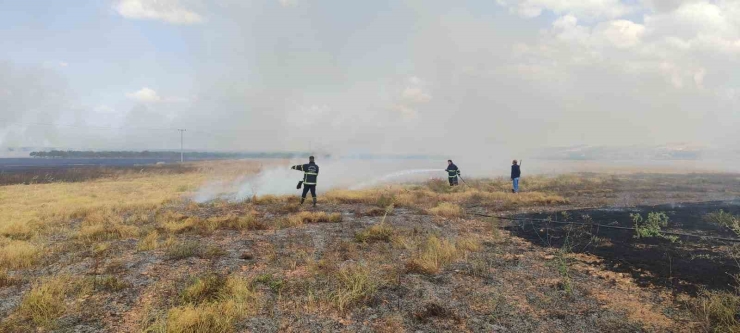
[405,235,480,275]
[355,222,395,243]
[16,275,90,328]
[288,211,343,225]
[149,274,260,333]
[332,264,381,312]
[137,230,160,251]
[0,239,41,269]
[427,202,464,218]
[691,289,740,332]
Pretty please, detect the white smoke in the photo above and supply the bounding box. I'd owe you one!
[192,158,449,203]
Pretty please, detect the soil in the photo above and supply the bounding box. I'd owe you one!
[508,200,740,294]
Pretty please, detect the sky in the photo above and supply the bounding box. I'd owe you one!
[0,0,738,156]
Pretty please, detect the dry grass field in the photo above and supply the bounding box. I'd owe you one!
[1,160,739,332]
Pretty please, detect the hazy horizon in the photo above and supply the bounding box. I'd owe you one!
[1,0,739,157]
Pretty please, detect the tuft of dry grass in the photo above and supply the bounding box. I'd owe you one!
[16,275,90,328]
[355,223,394,243]
[252,194,291,205]
[332,264,380,312]
[137,230,160,251]
[181,274,228,304]
[427,202,464,218]
[165,241,200,260]
[152,274,260,333]
[95,275,131,292]
[691,289,740,332]
[405,235,480,275]
[0,269,20,287]
[0,239,41,269]
[77,221,139,243]
[288,211,343,225]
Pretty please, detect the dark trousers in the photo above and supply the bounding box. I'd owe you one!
[301,185,317,198]
[448,177,458,186]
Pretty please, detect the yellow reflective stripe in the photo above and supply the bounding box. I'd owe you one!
[448,176,457,178]
[304,172,318,175]
[303,182,316,185]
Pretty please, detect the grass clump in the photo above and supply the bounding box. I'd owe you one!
[137,230,160,251]
[181,274,228,304]
[355,223,394,243]
[0,270,20,287]
[289,211,343,225]
[95,275,131,292]
[152,275,260,333]
[405,235,478,275]
[691,289,740,332]
[705,210,740,237]
[166,241,200,260]
[16,276,90,329]
[427,202,463,218]
[333,264,380,312]
[0,239,40,269]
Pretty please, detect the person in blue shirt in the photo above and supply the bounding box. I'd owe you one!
[511,160,521,193]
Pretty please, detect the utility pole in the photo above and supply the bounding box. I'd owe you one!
[178,129,186,163]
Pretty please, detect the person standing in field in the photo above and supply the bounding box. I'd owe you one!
[291,156,319,207]
[511,160,521,193]
[445,160,461,186]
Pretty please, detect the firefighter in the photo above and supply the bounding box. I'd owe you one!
[445,160,461,186]
[291,156,319,206]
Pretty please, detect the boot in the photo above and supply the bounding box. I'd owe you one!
[300,197,305,205]
[511,189,515,193]
[312,198,317,207]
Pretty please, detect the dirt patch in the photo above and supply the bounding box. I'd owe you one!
[508,200,740,294]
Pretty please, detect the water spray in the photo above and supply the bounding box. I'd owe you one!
[350,169,441,190]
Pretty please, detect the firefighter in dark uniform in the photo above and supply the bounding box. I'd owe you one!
[291,156,319,206]
[445,160,461,186]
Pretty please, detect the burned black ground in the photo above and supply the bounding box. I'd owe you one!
[509,200,740,294]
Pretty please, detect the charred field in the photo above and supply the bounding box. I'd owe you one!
[1,162,740,332]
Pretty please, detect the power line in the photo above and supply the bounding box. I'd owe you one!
[178,129,186,163]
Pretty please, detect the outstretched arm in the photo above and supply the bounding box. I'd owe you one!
[291,165,303,171]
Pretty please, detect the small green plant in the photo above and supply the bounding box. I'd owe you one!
[253,274,284,294]
[631,212,676,242]
[705,210,740,237]
[554,237,573,295]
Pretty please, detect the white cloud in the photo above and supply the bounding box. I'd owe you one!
[402,87,432,104]
[115,0,204,24]
[278,0,298,8]
[594,20,645,49]
[497,0,634,20]
[126,87,161,103]
[59,62,68,67]
[94,105,116,113]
